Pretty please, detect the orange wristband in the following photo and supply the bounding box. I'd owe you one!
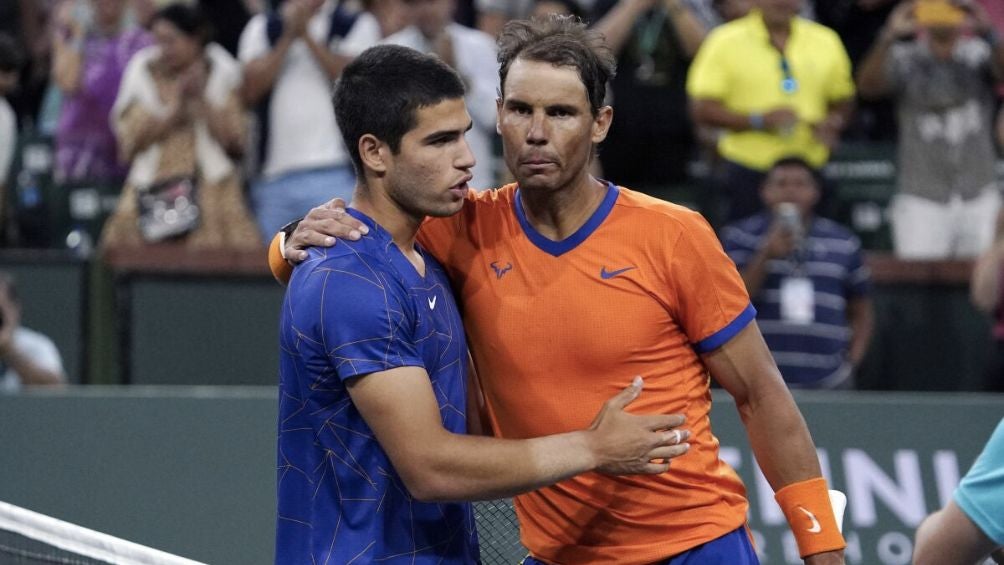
[267,231,293,285]
[774,477,846,558]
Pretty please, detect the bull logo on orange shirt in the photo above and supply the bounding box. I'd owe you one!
[490,261,513,279]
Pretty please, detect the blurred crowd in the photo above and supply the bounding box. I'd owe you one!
[1,0,1004,391]
[1,0,1003,251]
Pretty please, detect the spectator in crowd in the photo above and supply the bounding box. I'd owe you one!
[196,0,260,56]
[721,157,873,389]
[531,0,584,19]
[592,0,708,189]
[381,0,500,189]
[711,0,752,22]
[971,210,1004,392]
[857,0,1004,260]
[0,273,66,393]
[99,3,260,251]
[913,417,1004,565]
[238,0,357,240]
[2,1,61,128]
[476,0,535,36]
[687,0,855,223]
[812,0,898,142]
[338,0,415,55]
[0,35,22,217]
[50,0,152,184]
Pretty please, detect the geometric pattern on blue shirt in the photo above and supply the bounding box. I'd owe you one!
[721,212,870,387]
[275,208,479,564]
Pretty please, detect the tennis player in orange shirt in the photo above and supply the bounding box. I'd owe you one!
[270,14,845,565]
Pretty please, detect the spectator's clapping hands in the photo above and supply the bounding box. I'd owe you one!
[281,0,322,39]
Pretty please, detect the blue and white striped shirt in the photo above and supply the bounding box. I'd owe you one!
[721,213,870,388]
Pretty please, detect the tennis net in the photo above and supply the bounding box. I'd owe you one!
[0,501,205,565]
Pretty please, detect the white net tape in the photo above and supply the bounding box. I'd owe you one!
[0,501,206,565]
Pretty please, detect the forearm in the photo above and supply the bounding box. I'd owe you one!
[690,98,757,132]
[413,429,596,502]
[303,36,350,81]
[709,329,821,488]
[856,34,894,100]
[666,0,706,58]
[592,0,652,55]
[52,39,83,93]
[739,249,771,298]
[241,35,295,106]
[971,242,1004,312]
[988,32,1004,77]
[825,99,854,129]
[742,387,821,488]
[0,345,64,386]
[846,298,874,367]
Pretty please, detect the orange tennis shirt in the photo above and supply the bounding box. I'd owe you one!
[417,183,755,564]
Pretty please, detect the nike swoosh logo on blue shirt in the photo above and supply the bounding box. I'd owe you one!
[600,266,636,279]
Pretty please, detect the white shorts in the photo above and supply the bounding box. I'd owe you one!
[890,186,1002,260]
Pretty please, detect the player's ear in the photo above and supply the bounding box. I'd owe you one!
[591,105,613,144]
[358,134,388,174]
[496,97,503,135]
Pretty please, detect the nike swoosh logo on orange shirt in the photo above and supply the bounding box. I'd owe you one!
[600,266,637,280]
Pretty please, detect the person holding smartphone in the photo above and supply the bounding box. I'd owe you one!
[857,0,1004,260]
[50,0,151,184]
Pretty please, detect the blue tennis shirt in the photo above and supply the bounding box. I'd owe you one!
[275,208,479,564]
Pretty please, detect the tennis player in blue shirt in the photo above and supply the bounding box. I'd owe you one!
[275,44,690,564]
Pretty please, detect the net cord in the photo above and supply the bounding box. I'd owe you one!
[0,501,207,565]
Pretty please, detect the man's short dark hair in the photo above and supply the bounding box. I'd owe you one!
[0,34,24,74]
[768,156,817,182]
[497,15,616,116]
[333,44,466,178]
[151,4,214,47]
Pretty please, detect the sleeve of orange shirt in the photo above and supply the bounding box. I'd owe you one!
[268,232,293,285]
[665,210,755,353]
[686,29,731,102]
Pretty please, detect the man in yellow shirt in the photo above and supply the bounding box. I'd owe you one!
[687,0,855,222]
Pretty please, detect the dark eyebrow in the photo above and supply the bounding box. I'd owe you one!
[547,104,579,115]
[421,120,474,144]
[504,98,532,110]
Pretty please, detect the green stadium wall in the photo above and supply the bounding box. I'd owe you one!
[0,388,1000,564]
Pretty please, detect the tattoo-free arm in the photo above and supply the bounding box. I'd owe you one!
[347,366,686,501]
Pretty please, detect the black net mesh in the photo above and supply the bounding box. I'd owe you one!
[474,499,527,565]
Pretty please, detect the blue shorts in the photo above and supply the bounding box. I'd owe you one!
[520,526,759,565]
